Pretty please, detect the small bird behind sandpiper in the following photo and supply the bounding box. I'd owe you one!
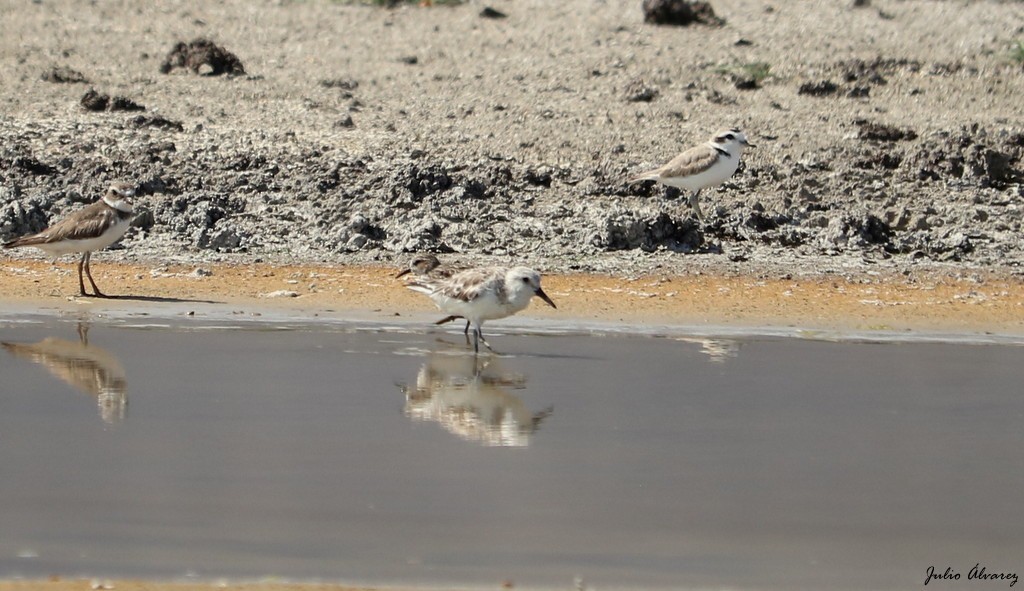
[3,182,136,297]
[403,265,557,354]
[396,253,471,333]
[629,127,754,222]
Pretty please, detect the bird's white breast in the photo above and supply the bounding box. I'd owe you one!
[433,288,514,322]
[661,154,740,191]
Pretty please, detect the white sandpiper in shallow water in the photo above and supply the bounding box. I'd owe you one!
[0,310,1021,590]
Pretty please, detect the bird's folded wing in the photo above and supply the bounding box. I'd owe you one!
[658,145,720,179]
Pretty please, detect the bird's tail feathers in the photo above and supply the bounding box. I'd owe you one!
[627,170,659,184]
[404,282,437,296]
[3,235,44,249]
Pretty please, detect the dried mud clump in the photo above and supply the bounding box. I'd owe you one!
[127,115,185,132]
[80,89,145,112]
[41,66,88,84]
[641,0,724,27]
[594,212,702,253]
[820,213,894,250]
[798,80,839,96]
[837,57,921,85]
[624,78,659,102]
[5,156,58,176]
[159,39,245,76]
[904,127,1022,188]
[856,120,917,142]
[320,78,358,91]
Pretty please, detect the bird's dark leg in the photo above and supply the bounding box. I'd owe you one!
[77,253,88,296]
[435,315,471,335]
[82,252,106,297]
[689,190,705,223]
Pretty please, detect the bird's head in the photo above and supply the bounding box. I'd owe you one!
[710,128,754,153]
[102,182,136,214]
[396,253,442,278]
[507,267,557,309]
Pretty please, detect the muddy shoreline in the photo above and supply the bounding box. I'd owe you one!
[1,258,1022,338]
[1,0,1023,282]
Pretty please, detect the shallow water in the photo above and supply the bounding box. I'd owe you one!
[0,316,1021,590]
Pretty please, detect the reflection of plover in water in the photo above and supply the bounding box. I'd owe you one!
[2,323,128,424]
[3,182,135,297]
[404,266,557,353]
[396,254,471,333]
[629,128,754,223]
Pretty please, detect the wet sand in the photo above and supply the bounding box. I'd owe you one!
[1,259,1023,336]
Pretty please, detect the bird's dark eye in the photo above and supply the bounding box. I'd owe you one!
[521,277,530,283]
[725,133,735,140]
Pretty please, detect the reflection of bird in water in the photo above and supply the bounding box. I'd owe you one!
[2,323,127,423]
[400,350,552,447]
[674,337,742,363]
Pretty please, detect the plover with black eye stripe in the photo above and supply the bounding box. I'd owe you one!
[403,265,557,354]
[629,128,754,223]
[3,182,136,297]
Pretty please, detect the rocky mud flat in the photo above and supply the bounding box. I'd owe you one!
[1,0,1023,280]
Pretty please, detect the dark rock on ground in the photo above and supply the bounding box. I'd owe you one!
[479,7,507,19]
[159,38,245,76]
[798,80,839,96]
[856,120,918,142]
[41,66,88,83]
[80,89,145,112]
[641,0,724,27]
[127,115,184,132]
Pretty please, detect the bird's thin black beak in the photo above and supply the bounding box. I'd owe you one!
[742,138,755,148]
[395,268,411,279]
[535,287,557,309]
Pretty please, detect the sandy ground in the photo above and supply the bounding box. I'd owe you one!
[2,257,1023,336]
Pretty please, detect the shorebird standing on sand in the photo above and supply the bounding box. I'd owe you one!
[403,265,557,354]
[3,182,136,297]
[629,127,754,222]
